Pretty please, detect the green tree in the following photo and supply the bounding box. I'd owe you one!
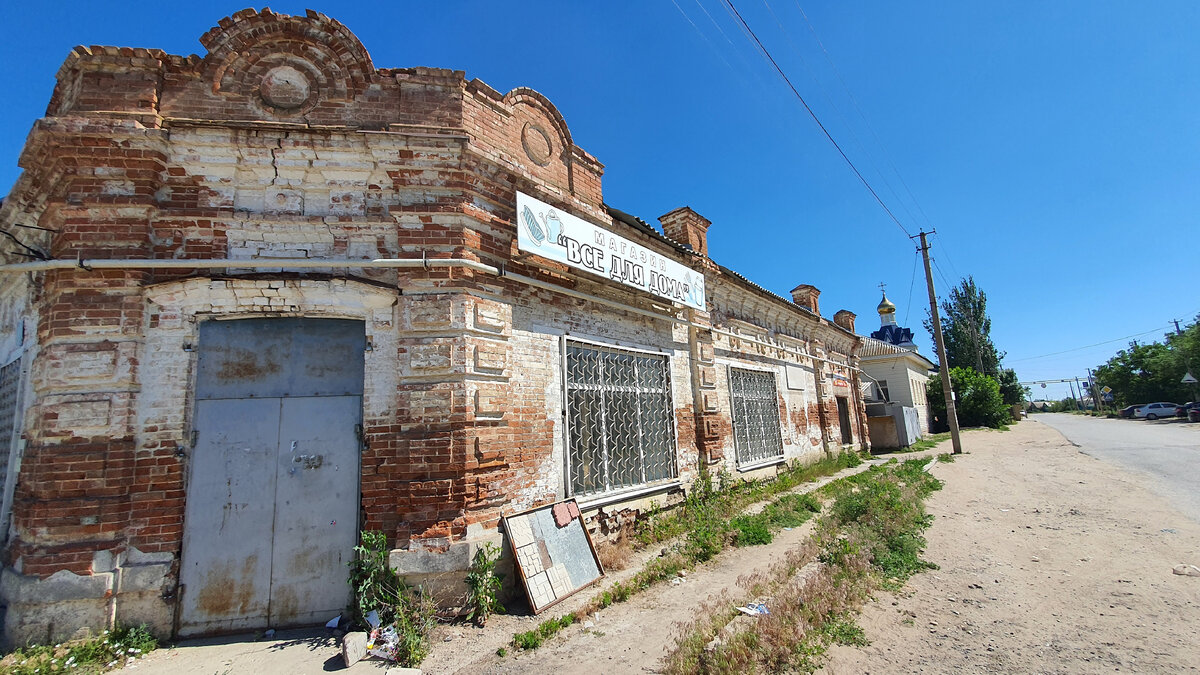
[997,368,1024,406]
[1092,316,1199,406]
[924,276,1004,376]
[926,367,1010,431]
[1050,397,1079,413]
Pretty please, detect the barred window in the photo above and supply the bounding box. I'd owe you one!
[878,379,890,402]
[565,340,676,498]
[729,367,784,466]
[0,358,22,541]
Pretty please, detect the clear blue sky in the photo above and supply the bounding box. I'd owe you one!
[2,2,1197,401]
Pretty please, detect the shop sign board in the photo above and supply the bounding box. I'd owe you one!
[516,191,706,310]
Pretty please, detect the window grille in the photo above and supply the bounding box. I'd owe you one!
[0,359,22,541]
[729,367,784,466]
[565,341,676,498]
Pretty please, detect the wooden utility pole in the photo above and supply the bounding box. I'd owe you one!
[916,231,962,454]
[1087,368,1103,412]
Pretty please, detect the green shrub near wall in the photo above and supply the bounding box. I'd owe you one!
[926,367,1010,431]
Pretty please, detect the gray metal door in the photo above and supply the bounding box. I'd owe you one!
[179,318,364,636]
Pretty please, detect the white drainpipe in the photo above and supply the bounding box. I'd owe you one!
[0,255,690,326]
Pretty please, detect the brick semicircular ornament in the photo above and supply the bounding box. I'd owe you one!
[197,8,376,117]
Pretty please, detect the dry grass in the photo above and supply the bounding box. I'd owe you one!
[662,541,823,674]
[594,538,634,572]
[662,459,942,674]
[508,452,868,654]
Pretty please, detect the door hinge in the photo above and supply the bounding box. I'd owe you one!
[355,423,366,452]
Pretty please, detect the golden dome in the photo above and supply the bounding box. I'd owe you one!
[877,293,896,315]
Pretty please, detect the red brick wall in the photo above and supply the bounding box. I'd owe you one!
[0,12,866,646]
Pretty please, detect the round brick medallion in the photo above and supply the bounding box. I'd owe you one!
[260,65,311,111]
[521,123,553,167]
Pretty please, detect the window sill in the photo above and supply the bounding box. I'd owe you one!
[575,480,683,511]
[735,456,786,473]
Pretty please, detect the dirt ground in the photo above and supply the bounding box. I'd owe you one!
[823,419,1200,674]
[123,419,1200,674]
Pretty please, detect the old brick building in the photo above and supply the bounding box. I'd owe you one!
[0,9,867,644]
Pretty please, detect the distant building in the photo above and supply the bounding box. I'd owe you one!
[860,293,935,434]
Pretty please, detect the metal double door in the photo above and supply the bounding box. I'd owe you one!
[179,318,364,636]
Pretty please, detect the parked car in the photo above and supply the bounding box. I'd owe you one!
[1135,402,1179,420]
[1119,404,1142,419]
[1190,407,1200,422]
[1174,402,1200,417]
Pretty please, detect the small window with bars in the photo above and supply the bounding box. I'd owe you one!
[729,367,784,466]
[0,358,22,542]
[565,340,677,498]
[877,379,890,402]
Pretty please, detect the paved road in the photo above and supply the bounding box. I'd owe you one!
[1034,412,1200,523]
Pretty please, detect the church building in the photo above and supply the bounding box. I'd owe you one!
[859,291,935,439]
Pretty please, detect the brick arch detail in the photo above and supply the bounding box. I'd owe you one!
[199,8,376,103]
[503,87,574,150]
[139,278,399,455]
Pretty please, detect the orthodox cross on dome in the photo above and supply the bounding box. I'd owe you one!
[878,281,887,294]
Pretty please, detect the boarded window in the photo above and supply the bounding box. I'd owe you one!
[729,367,784,466]
[565,341,676,498]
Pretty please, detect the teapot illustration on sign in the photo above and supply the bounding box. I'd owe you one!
[542,209,564,246]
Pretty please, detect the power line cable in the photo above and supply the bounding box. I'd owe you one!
[1006,325,1175,363]
[903,247,919,326]
[670,0,740,76]
[719,0,913,238]
[931,230,962,283]
[757,0,921,233]
[692,1,789,107]
[931,256,954,290]
[791,3,977,288]
[783,1,929,230]
[671,0,775,95]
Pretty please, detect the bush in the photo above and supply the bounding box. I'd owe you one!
[684,516,727,562]
[465,542,504,626]
[731,514,772,546]
[927,367,1010,431]
[348,531,436,667]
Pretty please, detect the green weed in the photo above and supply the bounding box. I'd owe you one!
[512,613,576,650]
[0,624,157,675]
[820,613,869,646]
[665,459,943,674]
[512,452,861,653]
[465,542,504,626]
[731,514,772,546]
[347,531,436,666]
[891,432,951,454]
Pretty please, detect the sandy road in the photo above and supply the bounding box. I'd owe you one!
[1036,412,1200,522]
[823,419,1200,674]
